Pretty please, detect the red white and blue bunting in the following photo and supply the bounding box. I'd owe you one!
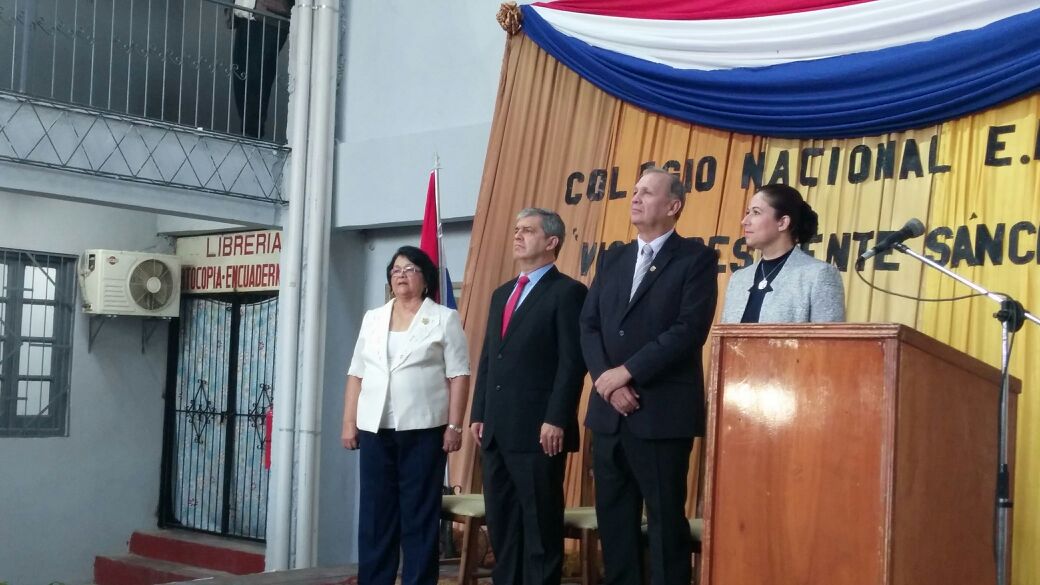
[521,0,1040,137]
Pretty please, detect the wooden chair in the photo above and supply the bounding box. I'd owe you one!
[445,436,602,585]
[564,433,706,585]
[640,436,706,584]
[441,450,488,585]
[562,432,599,585]
[689,436,706,583]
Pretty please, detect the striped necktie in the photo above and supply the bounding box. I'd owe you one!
[630,244,653,300]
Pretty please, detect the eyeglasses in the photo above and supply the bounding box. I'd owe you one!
[390,265,421,277]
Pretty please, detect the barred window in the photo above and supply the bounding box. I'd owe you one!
[0,249,77,437]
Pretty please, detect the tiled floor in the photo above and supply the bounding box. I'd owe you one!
[162,561,492,585]
[163,565,358,584]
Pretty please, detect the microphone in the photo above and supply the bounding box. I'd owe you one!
[858,218,926,264]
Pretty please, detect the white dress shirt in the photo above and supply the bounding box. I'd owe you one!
[348,297,470,432]
[635,229,674,266]
[507,262,554,308]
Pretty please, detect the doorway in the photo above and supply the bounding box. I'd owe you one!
[160,294,277,540]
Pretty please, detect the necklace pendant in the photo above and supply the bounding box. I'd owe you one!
[757,279,768,290]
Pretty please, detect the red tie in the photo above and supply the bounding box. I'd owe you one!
[501,274,530,337]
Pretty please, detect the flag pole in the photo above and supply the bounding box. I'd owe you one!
[433,154,446,302]
[432,158,455,520]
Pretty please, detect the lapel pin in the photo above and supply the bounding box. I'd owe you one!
[649,266,657,272]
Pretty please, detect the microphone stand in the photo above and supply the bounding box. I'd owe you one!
[878,242,1039,585]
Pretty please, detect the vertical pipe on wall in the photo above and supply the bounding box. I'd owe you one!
[266,0,316,571]
[293,0,340,568]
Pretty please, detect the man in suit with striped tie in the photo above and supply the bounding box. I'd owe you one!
[580,168,718,585]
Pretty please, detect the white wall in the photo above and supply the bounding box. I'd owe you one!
[320,0,500,562]
[333,0,505,228]
[0,192,170,585]
[316,222,471,566]
[156,216,247,236]
[353,223,472,311]
[317,229,367,567]
[1,1,506,577]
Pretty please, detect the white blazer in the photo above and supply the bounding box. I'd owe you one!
[348,298,470,432]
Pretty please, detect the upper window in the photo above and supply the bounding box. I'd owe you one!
[0,249,76,437]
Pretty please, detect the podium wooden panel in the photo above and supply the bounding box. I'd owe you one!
[700,324,1019,585]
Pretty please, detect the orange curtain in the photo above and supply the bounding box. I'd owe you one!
[455,31,1040,583]
[450,33,618,497]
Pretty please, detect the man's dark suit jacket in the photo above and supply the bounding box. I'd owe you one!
[472,266,588,452]
[581,233,718,439]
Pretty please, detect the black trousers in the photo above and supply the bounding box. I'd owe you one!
[592,426,693,585]
[482,441,567,585]
[232,16,289,139]
[358,427,446,585]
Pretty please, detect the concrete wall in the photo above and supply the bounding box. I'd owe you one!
[316,229,367,567]
[2,0,503,578]
[156,216,247,236]
[333,0,505,228]
[318,0,502,563]
[0,192,171,585]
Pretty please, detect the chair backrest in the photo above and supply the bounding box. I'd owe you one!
[687,436,705,518]
[579,429,595,506]
[465,445,484,494]
[450,441,484,495]
[572,431,706,515]
[459,434,593,502]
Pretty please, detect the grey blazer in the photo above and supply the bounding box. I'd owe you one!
[721,246,846,323]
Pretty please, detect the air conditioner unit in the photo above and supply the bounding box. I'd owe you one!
[80,250,181,318]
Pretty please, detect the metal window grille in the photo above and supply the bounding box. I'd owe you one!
[0,0,291,143]
[0,247,76,437]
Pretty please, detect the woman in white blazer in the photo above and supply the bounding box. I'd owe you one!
[721,184,846,324]
[342,246,470,585]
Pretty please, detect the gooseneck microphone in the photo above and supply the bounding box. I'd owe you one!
[857,218,926,265]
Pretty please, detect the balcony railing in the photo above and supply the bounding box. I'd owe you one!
[0,91,289,203]
[0,0,291,144]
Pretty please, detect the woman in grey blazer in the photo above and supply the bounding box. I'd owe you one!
[721,184,846,323]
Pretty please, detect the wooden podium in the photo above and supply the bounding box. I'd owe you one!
[700,324,1018,585]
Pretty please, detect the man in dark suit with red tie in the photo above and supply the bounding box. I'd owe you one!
[580,168,718,585]
[470,208,588,585]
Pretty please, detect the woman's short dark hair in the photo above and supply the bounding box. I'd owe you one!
[757,184,819,244]
[386,245,439,300]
